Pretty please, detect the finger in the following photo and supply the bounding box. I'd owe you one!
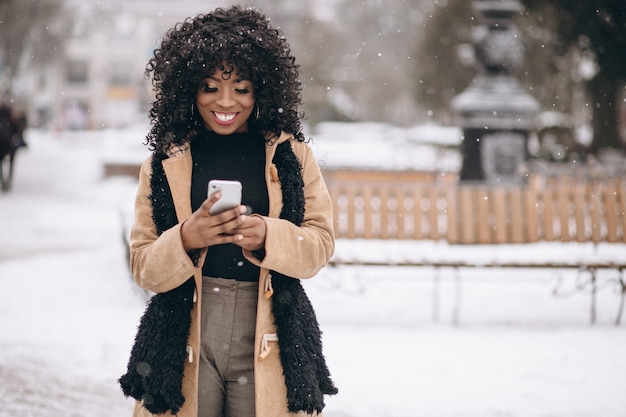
[211,206,247,226]
[236,214,265,230]
[232,220,264,239]
[213,213,249,235]
[199,192,222,215]
[231,215,253,229]
[213,233,244,245]
[233,234,264,251]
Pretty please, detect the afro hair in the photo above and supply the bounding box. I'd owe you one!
[145,5,305,152]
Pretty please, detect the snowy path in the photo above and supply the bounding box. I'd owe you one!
[0,131,625,417]
[0,134,142,416]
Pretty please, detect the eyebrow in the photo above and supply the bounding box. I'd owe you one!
[206,75,249,83]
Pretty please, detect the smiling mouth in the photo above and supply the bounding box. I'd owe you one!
[213,112,238,124]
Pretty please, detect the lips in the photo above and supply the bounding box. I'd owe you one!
[213,112,238,125]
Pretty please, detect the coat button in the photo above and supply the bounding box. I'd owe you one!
[229,283,237,292]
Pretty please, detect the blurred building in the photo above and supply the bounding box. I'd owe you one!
[29,0,223,130]
[19,0,346,130]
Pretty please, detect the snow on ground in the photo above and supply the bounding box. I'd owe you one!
[309,121,461,172]
[0,127,625,417]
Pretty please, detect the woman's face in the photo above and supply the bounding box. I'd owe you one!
[196,64,255,135]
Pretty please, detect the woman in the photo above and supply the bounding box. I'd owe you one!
[119,6,337,417]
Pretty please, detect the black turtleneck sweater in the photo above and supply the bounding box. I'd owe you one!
[190,130,269,282]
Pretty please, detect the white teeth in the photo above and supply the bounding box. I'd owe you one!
[214,112,236,122]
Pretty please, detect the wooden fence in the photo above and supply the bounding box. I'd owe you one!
[323,169,626,326]
[103,162,626,244]
[324,169,626,244]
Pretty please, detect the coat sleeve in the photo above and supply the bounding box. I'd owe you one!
[242,141,335,279]
[128,158,199,293]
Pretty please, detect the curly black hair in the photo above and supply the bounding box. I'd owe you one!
[145,5,304,152]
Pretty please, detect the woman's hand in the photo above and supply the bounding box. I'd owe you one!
[231,214,267,251]
[180,191,248,251]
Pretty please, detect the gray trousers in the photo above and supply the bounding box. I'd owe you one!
[198,277,258,417]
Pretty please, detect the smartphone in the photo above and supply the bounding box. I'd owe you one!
[208,179,242,215]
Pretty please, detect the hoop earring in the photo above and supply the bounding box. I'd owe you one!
[191,102,202,127]
[252,104,260,122]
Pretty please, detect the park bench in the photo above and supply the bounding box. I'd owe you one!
[323,168,626,325]
[104,161,625,324]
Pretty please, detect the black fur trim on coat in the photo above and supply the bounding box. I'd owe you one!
[270,141,338,414]
[118,278,194,414]
[119,140,337,415]
[119,151,196,415]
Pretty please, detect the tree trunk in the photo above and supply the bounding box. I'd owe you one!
[588,73,624,153]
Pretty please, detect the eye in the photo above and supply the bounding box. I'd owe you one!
[235,88,250,94]
[200,83,218,93]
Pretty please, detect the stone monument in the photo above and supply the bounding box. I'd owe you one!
[451,0,540,185]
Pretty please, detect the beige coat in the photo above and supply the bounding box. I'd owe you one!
[129,131,335,417]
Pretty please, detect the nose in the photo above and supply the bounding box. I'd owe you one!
[216,89,235,108]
